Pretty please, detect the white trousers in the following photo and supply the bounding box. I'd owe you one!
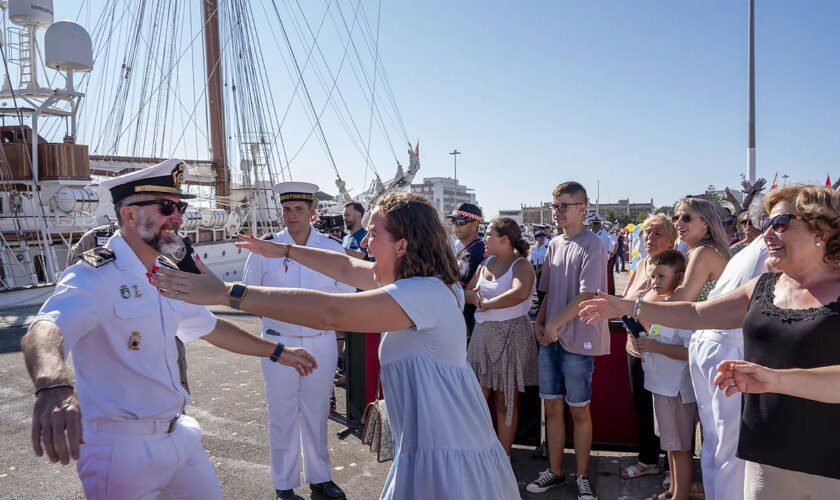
[689,332,746,500]
[262,332,338,490]
[77,415,222,500]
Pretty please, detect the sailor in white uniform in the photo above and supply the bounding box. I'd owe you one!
[21,159,317,500]
[243,182,354,500]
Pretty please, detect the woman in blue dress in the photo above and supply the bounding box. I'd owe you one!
[151,192,520,500]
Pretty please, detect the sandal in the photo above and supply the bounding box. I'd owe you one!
[622,462,661,479]
[648,491,673,500]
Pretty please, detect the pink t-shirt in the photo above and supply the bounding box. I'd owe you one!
[538,230,610,356]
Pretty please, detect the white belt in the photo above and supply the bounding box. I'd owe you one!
[695,330,744,349]
[264,328,331,339]
[86,414,181,435]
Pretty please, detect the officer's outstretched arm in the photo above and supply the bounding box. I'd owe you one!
[236,235,377,290]
[202,318,317,376]
[21,321,82,465]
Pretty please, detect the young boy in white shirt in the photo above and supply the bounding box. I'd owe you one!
[633,249,697,500]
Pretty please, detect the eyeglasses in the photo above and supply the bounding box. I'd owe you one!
[126,199,189,216]
[550,202,584,212]
[761,213,804,233]
[451,219,474,227]
[739,219,752,227]
[671,213,694,224]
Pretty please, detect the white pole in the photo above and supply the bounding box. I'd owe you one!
[747,0,756,183]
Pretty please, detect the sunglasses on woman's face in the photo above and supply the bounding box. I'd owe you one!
[671,213,693,224]
[126,199,189,216]
[761,213,804,233]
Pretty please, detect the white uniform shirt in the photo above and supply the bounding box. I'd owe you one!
[530,241,549,267]
[642,325,695,403]
[243,227,354,337]
[33,232,217,422]
[696,238,768,345]
[595,228,614,255]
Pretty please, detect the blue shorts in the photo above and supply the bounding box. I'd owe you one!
[538,342,595,406]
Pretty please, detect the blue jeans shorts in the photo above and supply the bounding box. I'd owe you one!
[538,342,595,407]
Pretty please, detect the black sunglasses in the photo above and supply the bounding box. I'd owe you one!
[126,199,189,216]
[761,213,804,233]
[672,213,694,224]
[550,202,584,212]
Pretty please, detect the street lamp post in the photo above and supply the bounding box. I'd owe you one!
[450,149,461,183]
[747,0,756,183]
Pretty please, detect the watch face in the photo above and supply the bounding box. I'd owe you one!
[230,284,247,299]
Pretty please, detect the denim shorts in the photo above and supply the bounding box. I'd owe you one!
[538,342,595,406]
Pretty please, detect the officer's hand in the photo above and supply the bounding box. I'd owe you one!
[32,386,82,465]
[234,234,284,258]
[278,347,318,376]
[151,258,229,305]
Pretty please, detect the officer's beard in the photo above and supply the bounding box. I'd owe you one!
[136,210,184,255]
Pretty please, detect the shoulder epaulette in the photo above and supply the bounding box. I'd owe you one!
[260,233,274,240]
[78,247,116,268]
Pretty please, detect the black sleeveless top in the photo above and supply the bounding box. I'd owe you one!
[738,272,840,479]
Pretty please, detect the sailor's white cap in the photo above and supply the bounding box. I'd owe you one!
[273,181,319,203]
[99,158,195,203]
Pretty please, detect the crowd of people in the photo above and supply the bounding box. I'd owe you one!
[19,157,840,500]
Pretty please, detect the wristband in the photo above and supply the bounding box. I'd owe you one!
[269,342,286,363]
[34,384,74,397]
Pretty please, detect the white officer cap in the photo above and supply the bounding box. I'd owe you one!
[99,158,195,204]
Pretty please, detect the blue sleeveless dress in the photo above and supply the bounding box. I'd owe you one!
[378,277,520,499]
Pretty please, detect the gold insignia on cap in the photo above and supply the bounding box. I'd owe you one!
[128,331,142,351]
[172,163,185,188]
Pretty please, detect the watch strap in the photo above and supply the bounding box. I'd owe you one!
[269,342,286,363]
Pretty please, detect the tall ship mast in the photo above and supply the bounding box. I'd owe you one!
[0,0,419,307]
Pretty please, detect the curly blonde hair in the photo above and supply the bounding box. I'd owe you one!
[376,192,460,284]
[764,184,840,266]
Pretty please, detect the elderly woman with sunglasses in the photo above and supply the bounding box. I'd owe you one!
[580,185,840,500]
[730,209,762,257]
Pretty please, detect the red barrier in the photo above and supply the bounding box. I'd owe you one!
[588,321,639,446]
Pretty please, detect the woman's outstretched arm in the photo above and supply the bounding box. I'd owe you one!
[235,235,377,290]
[150,259,412,333]
[579,276,760,331]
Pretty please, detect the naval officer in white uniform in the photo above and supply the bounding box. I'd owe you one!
[243,182,354,500]
[21,159,317,500]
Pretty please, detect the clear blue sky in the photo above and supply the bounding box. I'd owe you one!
[61,1,840,216]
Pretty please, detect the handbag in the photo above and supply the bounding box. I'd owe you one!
[360,377,394,462]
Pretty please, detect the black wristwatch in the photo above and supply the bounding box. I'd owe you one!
[228,283,248,309]
[269,342,286,363]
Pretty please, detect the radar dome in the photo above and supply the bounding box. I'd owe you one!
[9,0,53,27]
[45,21,93,71]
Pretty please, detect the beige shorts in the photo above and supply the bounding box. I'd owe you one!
[653,393,697,452]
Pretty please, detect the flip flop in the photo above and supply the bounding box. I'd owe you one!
[648,491,673,500]
[622,462,660,479]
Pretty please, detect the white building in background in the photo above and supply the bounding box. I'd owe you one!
[498,209,523,225]
[410,177,477,219]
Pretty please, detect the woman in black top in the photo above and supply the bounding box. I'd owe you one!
[578,184,840,499]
